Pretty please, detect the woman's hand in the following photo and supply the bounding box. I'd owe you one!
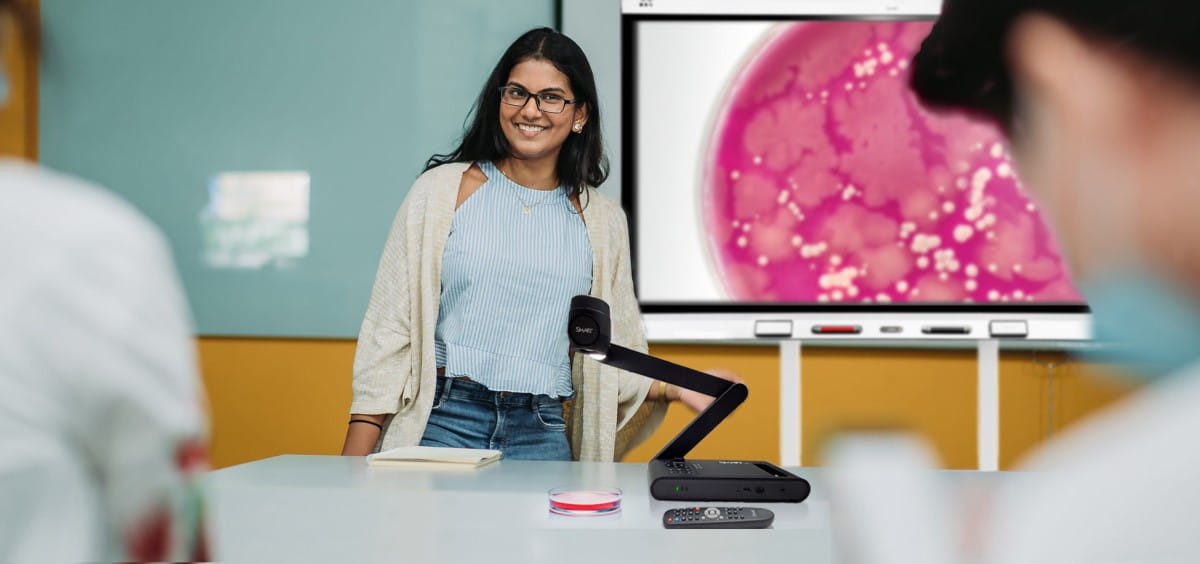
[668,369,744,413]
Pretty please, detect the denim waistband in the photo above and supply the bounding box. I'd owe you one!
[437,375,561,408]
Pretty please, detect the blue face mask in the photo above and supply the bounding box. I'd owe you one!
[1078,270,1200,380]
[1044,129,1200,381]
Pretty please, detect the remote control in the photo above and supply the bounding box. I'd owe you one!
[662,506,774,529]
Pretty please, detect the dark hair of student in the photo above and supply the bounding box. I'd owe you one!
[425,27,608,202]
[910,0,1200,132]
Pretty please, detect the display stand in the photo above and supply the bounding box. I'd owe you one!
[777,338,1001,470]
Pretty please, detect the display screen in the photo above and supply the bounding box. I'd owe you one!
[627,18,1086,310]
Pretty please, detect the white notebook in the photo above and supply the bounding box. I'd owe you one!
[366,445,502,468]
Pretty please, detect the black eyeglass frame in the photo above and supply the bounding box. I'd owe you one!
[497,86,578,114]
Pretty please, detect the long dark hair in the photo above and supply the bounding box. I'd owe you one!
[910,0,1200,133]
[425,27,608,200]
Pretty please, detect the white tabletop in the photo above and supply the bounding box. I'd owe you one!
[207,455,998,563]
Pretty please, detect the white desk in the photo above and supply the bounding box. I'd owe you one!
[207,455,1000,563]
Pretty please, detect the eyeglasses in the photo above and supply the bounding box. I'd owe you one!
[498,86,577,114]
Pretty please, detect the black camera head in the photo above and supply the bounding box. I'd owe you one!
[568,295,612,358]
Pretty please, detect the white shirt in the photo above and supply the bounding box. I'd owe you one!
[828,362,1200,564]
[981,362,1200,564]
[0,160,206,562]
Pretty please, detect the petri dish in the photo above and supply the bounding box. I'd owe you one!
[547,487,622,517]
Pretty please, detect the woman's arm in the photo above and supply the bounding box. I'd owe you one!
[342,189,419,455]
[341,414,388,456]
[342,166,481,456]
[663,369,744,413]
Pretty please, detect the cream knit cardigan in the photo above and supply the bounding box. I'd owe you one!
[350,162,667,461]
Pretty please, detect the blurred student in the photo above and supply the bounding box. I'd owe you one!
[830,1,1200,563]
[0,1,210,561]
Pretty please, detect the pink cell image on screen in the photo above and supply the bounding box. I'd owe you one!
[703,21,1084,304]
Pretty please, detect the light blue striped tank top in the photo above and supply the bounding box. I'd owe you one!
[434,160,592,397]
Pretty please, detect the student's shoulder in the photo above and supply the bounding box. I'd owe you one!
[0,161,167,257]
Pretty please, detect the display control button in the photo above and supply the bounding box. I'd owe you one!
[989,320,1029,337]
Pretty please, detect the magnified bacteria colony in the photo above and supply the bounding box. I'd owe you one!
[704,21,1082,304]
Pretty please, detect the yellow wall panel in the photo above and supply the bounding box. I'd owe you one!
[0,0,37,159]
[196,339,1138,470]
[999,351,1136,468]
[198,337,354,469]
[801,347,978,469]
[999,351,1053,469]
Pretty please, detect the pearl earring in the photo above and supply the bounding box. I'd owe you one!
[573,123,583,133]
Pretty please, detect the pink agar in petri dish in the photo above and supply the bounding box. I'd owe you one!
[548,488,622,516]
[702,21,1083,304]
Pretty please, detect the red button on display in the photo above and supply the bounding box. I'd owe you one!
[812,325,862,334]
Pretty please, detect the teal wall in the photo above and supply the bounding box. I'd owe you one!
[39,0,555,337]
[562,0,622,203]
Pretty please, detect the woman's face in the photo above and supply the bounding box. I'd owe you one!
[499,58,587,163]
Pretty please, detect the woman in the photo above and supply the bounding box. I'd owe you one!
[341,28,716,461]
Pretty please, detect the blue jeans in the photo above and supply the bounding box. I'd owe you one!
[419,376,572,461]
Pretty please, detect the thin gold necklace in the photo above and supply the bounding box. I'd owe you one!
[499,163,559,215]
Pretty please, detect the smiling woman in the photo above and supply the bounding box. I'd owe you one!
[340,28,728,462]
